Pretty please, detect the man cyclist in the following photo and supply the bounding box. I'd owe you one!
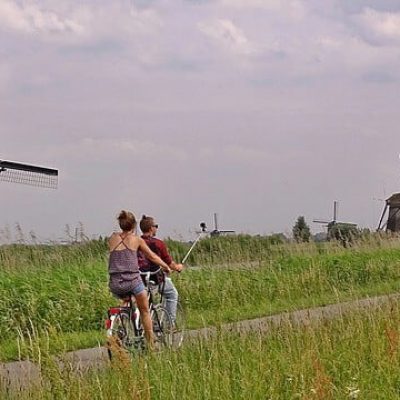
[138,215,183,326]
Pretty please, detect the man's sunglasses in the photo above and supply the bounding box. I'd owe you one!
[153,224,159,228]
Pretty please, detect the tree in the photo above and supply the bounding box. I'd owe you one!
[327,222,359,247]
[293,216,311,243]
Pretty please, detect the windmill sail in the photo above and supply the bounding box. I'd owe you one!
[210,213,235,236]
[0,160,58,189]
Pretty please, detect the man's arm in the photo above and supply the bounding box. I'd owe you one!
[158,240,183,272]
[139,238,171,273]
[170,261,184,272]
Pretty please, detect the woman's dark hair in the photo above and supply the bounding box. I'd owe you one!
[140,215,154,233]
[118,210,136,231]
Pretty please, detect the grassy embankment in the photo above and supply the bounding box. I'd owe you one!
[2,299,400,399]
[0,234,400,361]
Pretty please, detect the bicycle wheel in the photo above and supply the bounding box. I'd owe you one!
[172,301,186,349]
[107,310,142,358]
[151,305,173,348]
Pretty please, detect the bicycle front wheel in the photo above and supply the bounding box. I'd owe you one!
[151,305,173,348]
[172,301,186,349]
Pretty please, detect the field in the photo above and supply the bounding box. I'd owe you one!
[2,300,400,399]
[1,234,400,398]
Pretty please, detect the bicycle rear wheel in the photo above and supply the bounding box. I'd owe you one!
[107,310,142,358]
[151,305,173,349]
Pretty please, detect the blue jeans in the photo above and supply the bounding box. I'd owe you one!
[161,277,178,324]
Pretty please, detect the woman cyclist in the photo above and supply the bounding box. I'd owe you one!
[108,210,171,346]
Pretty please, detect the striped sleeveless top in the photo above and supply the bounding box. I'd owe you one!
[108,235,140,278]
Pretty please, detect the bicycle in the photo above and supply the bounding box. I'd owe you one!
[106,269,183,358]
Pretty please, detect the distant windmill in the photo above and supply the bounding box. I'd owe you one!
[313,200,340,228]
[210,213,235,237]
[377,193,400,232]
[313,201,357,242]
[379,156,400,232]
[0,159,58,189]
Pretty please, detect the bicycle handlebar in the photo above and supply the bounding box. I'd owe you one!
[139,267,162,276]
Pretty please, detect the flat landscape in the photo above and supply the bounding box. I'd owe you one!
[3,0,400,398]
[1,234,400,399]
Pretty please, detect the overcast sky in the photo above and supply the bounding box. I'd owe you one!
[1,0,400,242]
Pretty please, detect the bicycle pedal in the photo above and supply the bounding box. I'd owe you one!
[153,324,161,333]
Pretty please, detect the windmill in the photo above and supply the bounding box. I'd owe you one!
[0,159,58,189]
[313,200,340,228]
[313,201,357,242]
[377,193,400,232]
[210,213,235,237]
[378,156,400,232]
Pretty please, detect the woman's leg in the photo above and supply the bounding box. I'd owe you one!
[134,290,154,347]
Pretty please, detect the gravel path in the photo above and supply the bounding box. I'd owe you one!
[1,293,399,392]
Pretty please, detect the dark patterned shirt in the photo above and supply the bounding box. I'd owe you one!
[138,235,172,272]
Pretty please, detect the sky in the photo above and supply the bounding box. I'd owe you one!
[1,0,400,242]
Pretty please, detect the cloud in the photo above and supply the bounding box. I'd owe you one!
[356,7,400,45]
[52,137,189,164]
[218,0,306,19]
[128,5,163,35]
[0,0,84,35]
[316,36,342,49]
[198,18,258,55]
[0,0,163,51]
[223,145,269,166]
[219,0,277,8]
[3,0,400,239]
[195,144,280,167]
[0,63,12,90]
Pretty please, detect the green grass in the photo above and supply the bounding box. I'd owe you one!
[1,236,400,361]
[178,248,400,327]
[0,330,105,362]
[3,300,400,399]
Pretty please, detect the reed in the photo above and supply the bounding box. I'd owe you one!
[1,234,400,362]
[2,300,399,399]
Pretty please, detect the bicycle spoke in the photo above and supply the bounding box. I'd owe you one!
[107,310,144,358]
[152,305,173,348]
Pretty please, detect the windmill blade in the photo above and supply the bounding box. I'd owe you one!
[209,213,236,236]
[313,219,330,224]
[213,213,218,231]
[333,201,339,222]
[0,160,58,189]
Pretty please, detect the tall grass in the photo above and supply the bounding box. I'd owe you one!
[167,231,400,265]
[1,235,400,361]
[0,239,107,272]
[3,300,400,399]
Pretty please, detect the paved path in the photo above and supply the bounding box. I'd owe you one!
[1,293,399,392]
